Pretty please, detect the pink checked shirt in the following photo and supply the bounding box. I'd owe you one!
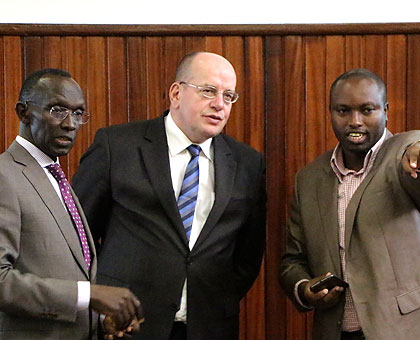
[330,130,386,331]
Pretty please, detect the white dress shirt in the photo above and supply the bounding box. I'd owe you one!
[15,136,90,311]
[164,113,215,322]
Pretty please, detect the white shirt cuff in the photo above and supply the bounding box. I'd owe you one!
[294,279,313,309]
[77,281,91,311]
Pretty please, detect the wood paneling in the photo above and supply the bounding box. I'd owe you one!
[1,23,420,340]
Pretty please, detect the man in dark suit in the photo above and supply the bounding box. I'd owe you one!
[279,68,420,340]
[0,68,142,339]
[72,52,266,340]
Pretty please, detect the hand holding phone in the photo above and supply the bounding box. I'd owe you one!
[309,274,349,293]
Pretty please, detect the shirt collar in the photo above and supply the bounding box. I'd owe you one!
[15,135,57,167]
[330,129,387,181]
[165,112,213,161]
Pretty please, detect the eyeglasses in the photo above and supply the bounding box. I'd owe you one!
[26,101,90,125]
[179,81,239,104]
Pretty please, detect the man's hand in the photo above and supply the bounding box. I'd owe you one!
[402,141,420,178]
[90,285,143,331]
[299,273,345,309]
[103,316,144,339]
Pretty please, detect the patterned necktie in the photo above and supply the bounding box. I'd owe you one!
[177,145,201,240]
[46,163,91,270]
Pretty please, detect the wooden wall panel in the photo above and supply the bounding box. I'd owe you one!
[224,36,245,142]
[107,37,128,126]
[1,23,420,340]
[364,35,387,77]
[4,37,21,149]
[283,35,309,340]
[325,36,346,150]
[127,37,148,122]
[0,37,5,152]
[265,35,287,340]
[305,36,326,163]
[387,35,407,133]
[407,34,420,130]
[145,37,166,119]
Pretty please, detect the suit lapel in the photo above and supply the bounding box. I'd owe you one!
[9,142,90,279]
[139,115,190,248]
[317,160,341,275]
[344,130,393,250]
[193,135,236,250]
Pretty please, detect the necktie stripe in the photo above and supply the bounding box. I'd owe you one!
[177,145,200,241]
[179,181,199,198]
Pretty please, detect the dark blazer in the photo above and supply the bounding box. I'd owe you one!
[0,141,97,339]
[72,113,266,340]
[280,130,420,340]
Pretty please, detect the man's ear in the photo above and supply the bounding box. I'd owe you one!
[168,82,181,109]
[384,102,389,121]
[15,101,30,124]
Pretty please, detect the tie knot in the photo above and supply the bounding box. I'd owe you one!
[46,163,66,181]
[187,144,201,157]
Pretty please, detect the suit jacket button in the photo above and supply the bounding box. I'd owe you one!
[186,257,193,266]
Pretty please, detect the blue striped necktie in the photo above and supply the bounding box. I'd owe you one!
[177,144,201,240]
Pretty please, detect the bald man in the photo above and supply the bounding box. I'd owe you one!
[73,52,266,340]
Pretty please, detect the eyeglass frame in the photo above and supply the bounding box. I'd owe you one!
[179,81,239,104]
[25,101,90,125]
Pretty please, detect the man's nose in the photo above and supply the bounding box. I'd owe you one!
[211,93,225,110]
[61,113,77,130]
[349,111,363,126]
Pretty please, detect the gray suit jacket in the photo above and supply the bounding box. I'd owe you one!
[0,141,97,340]
[280,130,420,340]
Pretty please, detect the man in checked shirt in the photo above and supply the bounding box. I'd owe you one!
[280,68,420,340]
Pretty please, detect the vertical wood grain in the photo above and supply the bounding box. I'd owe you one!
[145,37,166,118]
[345,36,363,70]
[386,35,407,133]
[4,37,22,149]
[23,36,42,77]
[224,36,245,143]
[283,35,308,340]
[107,37,128,125]
[305,36,326,163]
[127,37,148,122]
[43,36,64,69]
[86,37,107,143]
[265,35,287,340]
[0,37,5,152]
[364,35,387,78]
[407,35,420,130]
[242,35,265,340]
[326,36,346,150]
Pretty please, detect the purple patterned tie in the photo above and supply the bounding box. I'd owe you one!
[47,163,91,270]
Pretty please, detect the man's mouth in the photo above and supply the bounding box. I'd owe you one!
[347,132,366,143]
[55,136,73,145]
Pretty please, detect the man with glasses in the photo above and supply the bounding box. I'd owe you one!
[0,68,143,339]
[73,52,266,340]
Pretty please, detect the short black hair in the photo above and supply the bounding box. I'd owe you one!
[19,68,72,102]
[329,68,387,108]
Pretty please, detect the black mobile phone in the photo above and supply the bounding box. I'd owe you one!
[309,274,349,293]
